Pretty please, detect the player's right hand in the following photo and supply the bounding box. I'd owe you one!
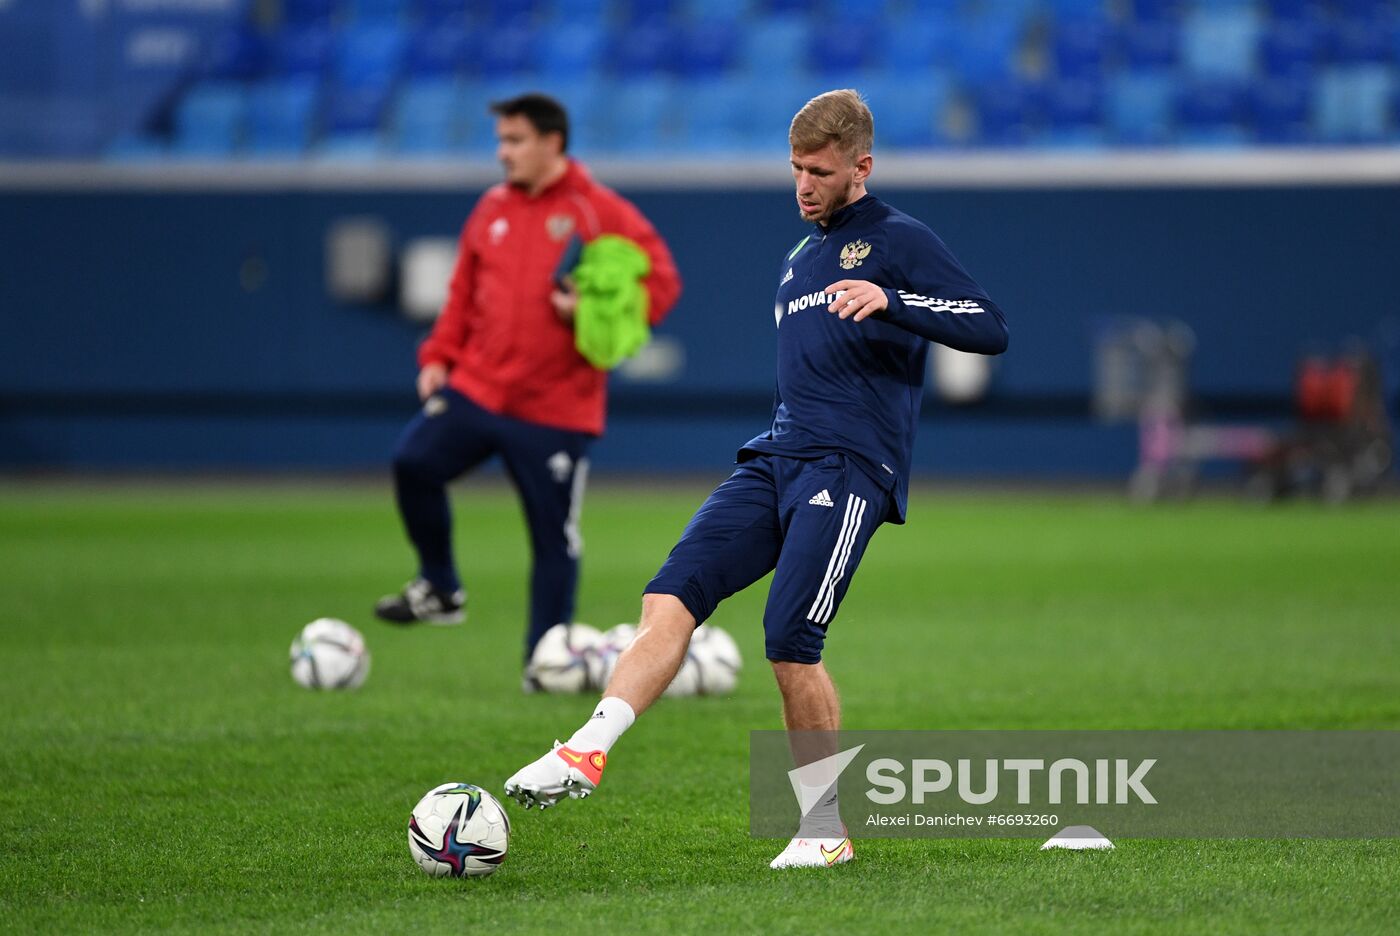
[417,363,449,401]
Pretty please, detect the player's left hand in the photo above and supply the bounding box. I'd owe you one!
[824,280,888,322]
[551,276,579,324]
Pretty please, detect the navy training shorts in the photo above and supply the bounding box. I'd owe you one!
[645,452,889,664]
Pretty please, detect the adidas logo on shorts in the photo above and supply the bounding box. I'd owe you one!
[808,489,835,507]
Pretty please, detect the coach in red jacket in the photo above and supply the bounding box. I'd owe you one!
[376,94,682,677]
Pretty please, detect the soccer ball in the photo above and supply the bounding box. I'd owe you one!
[289,618,369,690]
[407,782,509,877]
[663,647,703,697]
[526,623,602,693]
[664,624,741,697]
[587,623,742,697]
[586,623,638,690]
[688,624,742,695]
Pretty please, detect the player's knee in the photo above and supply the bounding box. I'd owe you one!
[392,446,442,485]
[641,592,695,630]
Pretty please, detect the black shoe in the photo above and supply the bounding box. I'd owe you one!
[374,578,466,626]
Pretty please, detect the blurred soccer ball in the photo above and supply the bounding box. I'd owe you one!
[586,623,638,690]
[527,623,602,693]
[588,623,741,697]
[407,782,509,877]
[289,618,369,690]
[688,624,742,695]
[663,645,704,697]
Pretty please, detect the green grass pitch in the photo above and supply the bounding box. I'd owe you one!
[2,481,1398,933]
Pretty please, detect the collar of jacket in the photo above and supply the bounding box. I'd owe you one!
[509,159,591,202]
[814,192,878,236]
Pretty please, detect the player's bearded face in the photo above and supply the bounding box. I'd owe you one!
[791,144,861,225]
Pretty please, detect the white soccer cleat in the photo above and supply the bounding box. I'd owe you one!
[768,832,854,869]
[502,741,606,810]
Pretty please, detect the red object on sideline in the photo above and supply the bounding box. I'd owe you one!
[418,160,682,436]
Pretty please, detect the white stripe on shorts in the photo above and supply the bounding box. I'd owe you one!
[806,493,867,625]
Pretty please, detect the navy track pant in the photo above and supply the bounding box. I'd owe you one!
[391,388,591,659]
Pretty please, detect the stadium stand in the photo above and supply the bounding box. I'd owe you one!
[18,0,1400,159]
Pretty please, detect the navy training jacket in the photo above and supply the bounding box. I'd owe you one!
[739,193,1009,523]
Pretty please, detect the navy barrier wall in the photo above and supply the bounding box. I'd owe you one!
[2,181,1398,477]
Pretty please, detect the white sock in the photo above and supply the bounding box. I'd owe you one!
[798,781,843,839]
[564,697,636,754]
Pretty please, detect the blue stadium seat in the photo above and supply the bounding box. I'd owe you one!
[460,80,515,152]
[678,77,754,152]
[479,23,537,76]
[416,0,468,22]
[406,18,472,77]
[1129,0,1179,24]
[1393,82,1400,140]
[684,0,749,21]
[608,78,676,152]
[1250,76,1312,144]
[246,78,320,155]
[971,78,1043,146]
[949,13,1024,84]
[1335,0,1390,17]
[733,73,812,152]
[207,24,269,81]
[556,0,609,22]
[1043,79,1105,146]
[879,11,956,76]
[486,0,535,27]
[1175,79,1248,146]
[1121,20,1178,70]
[1330,16,1392,65]
[625,0,674,27]
[768,0,813,13]
[1052,13,1115,81]
[1314,65,1393,142]
[742,15,811,77]
[353,0,409,21]
[816,0,893,27]
[865,75,951,148]
[536,21,606,79]
[277,23,335,78]
[1259,16,1324,79]
[808,21,879,75]
[1049,0,1109,18]
[1107,70,1174,144]
[284,0,336,24]
[1266,0,1319,20]
[676,17,738,77]
[334,24,406,88]
[324,83,393,134]
[1181,8,1261,80]
[394,79,464,153]
[549,79,610,154]
[173,83,246,156]
[610,21,672,76]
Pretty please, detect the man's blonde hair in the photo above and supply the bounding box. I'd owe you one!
[789,89,873,161]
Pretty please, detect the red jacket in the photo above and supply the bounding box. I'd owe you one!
[419,160,681,436]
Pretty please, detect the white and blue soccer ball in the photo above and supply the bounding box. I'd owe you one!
[408,782,510,878]
[588,623,741,697]
[527,623,603,693]
[586,623,638,690]
[289,618,369,690]
[687,624,743,696]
